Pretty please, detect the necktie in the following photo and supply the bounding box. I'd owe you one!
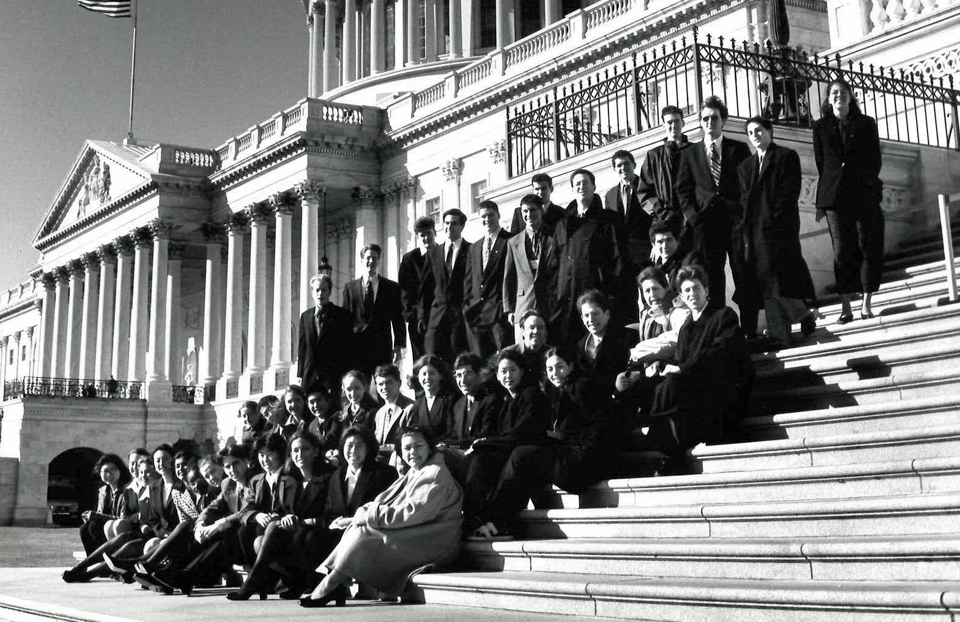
[315,307,323,336]
[381,407,393,444]
[532,231,541,260]
[585,336,598,362]
[445,243,454,273]
[621,184,631,219]
[104,487,114,513]
[710,142,721,188]
[346,468,358,502]
[364,278,374,320]
[482,236,491,271]
[757,153,764,178]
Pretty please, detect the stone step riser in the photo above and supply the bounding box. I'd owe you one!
[744,405,960,440]
[814,273,957,318]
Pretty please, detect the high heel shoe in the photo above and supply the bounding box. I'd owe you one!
[298,585,347,608]
[225,590,268,601]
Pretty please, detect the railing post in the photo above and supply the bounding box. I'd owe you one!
[951,76,960,151]
[938,194,958,303]
[692,32,704,110]
[631,51,642,134]
[505,106,513,178]
[552,86,561,165]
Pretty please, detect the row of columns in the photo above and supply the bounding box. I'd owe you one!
[0,327,35,397]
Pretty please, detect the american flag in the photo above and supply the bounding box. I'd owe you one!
[78,0,133,18]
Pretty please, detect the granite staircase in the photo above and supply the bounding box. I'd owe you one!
[411,223,960,620]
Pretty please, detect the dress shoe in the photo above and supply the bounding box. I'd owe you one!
[225,590,268,601]
[222,569,243,588]
[860,310,875,320]
[836,311,854,325]
[800,313,817,337]
[299,585,348,608]
[61,568,90,584]
[133,573,174,595]
[102,553,135,573]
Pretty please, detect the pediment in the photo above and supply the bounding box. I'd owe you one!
[33,140,156,248]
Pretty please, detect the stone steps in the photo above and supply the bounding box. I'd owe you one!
[412,572,960,621]
[461,534,960,582]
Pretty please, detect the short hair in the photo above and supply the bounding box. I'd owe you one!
[675,264,710,291]
[93,454,132,488]
[398,425,437,453]
[453,352,485,373]
[198,456,220,473]
[338,426,380,466]
[442,208,467,226]
[648,217,680,244]
[254,431,287,457]
[576,288,610,312]
[530,172,554,188]
[478,200,500,216]
[519,194,543,210]
[701,95,729,121]
[218,443,251,463]
[257,395,279,410]
[360,243,382,259]
[636,265,668,289]
[745,115,773,133]
[284,384,307,402]
[174,450,199,465]
[241,400,258,413]
[374,363,401,383]
[308,273,333,291]
[412,354,452,390]
[341,369,368,388]
[543,345,577,367]
[287,429,323,455]
[414,216,436,233]
[153,443,175,459]
[569,168,596,186]
[518,309,547,328]
[611,150,636,166]
[661,105,684,119]
[493,348,529,380]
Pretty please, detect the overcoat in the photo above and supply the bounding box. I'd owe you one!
[502,226,559,323]
[319,452,463,596]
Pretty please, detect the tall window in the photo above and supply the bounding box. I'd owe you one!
[426,196,441,223]
[385,0,396,69]
[469,180,487,213]
[418,0,427,60]
[479,0,496,49]
[561,0,583,17]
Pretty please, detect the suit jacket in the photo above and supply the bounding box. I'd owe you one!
[463,229,513,328]
[812,110,883,210]
[676,136,752,228]
[738,143,815,302]
[321,461,398,527]
[398,248,429,322]
[94,484,137,520]
[605,176,654,268]
[476,385,550,447]
[195,477,245,530]
[140,478,179,535]
[637,135,691,218]
[418,240,472,330]
[238,472,299,524]
[510,202,566,233]
[576,328,630,392]
[292,472,334,521]
[372,394,416,448]
[502,226,559,322]
[342,276,407,366]
[297,302,352,393]
[443,380,501,447]
[410,393,457,441]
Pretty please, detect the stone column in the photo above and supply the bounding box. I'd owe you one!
[448,0,461,58]
[35,273,56,378]
[323,0,341,92]
[370,0,385,73]
[495,0,513,49]
[326,225,341,292]
[218,212,248,400]
[63,260,84,379]
[146,219,173,402]
[165,242,185,385]
[462,0,474,57]
[406,0,418,65]
[296,181,324,315]
[50,269,70,379]
[441,158,464,212]
[424,0,437,60]
[0,337,7,399]
[11,332,21,382]
[337,220,354,282]
[241,204,270,395]
[343,0,358,83]
[111,237,134,381]
[311,1,325,95]
[543,0,560,25]
[199,223,224,396]
[24,327,35,379]
[94,246,117,381]
[77,253,100,381]
[354,187,383,262]
[308,4,316,96]
[266,194,295,393]
[128,229,151,382]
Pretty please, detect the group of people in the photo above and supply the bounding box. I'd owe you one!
[62,81,885,604]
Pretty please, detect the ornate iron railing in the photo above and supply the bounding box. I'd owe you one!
[506,27,960,177]
[3,376,144,400]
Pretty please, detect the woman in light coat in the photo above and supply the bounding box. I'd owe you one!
[300,425,463,607]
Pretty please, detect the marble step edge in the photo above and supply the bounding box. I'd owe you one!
[749,364,960,403]
[412,572,960,616]
[742,394,960,432]
[889,233,960,258]
[816,262,959,309]
[0,594,134,622]
[884,247,959,272]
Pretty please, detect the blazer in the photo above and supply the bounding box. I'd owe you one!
[554,198,624,316]
[443,380,500,447]
[292,472,334,521]
[341,276,407,363]
[371,394,416,448]
[502,226,559,322]
[418,240,472,330]
[812,110,883,209]
[94,484,137,520]
[475,385,550,448]
[410,393,457,441]
[297,302,353,393]
[604,175,654,267]
[676,136,752,227]
[509,202,566,233]
[238,472,299,524]
[195,477,245,530]
[637,135,692,217]
[463,229,513,328]
[398,248,429,323]
[321,461,398,527]
[576,328,631,392]
[140,478,179,535]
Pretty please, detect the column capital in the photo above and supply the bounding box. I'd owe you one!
[295,180,326,203]
[200,221,226,244]
[486,139,507,163]
[441,158,464,183]
[37,271,57,290]
[97,245,118,265]
[245,203,272,224]
[0,337,6,348]
[113,235,136,255]
[67,259,84,277]
[225,211,250,234]
[352,185,382,207]
[56,266,71,284]
[26,326,34,339]
[168,241,187,261]
[12,331,20,343]
[33,298,43,312]
[81,252,101,271]
[148,218,176,240]
[270,192,296,216]
[132,226,154,248]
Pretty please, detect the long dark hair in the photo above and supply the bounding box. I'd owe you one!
[338,426,380,468]
[93,453,132,488]
[821,78,863,117]
[285,430,326,479]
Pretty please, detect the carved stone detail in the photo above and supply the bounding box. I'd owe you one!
[67,259,84,277]
[295,180,326,203]
[97,245,117,265]
[81,252,101,271]
[353,185,381,207]
[270,192,296,216]
[245,203,272,224]
[26,326,34,339]
[225,211,250,234]
[132,227,153,249]
[77,153,112,219]
[113,236,135,255]
[148,219,176,240]
[441,158,464,183]
[487,140,507,163]
[40,272,57,290]
[168,241,187,261]
[56,266,71,284]
[199,222,226,244]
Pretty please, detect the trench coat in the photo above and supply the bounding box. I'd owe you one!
[319,452,463,596]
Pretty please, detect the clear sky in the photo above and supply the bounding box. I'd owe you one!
[0,0,308,289]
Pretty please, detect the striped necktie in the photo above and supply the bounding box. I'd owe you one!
[710,142,721,188]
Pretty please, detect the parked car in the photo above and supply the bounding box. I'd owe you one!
[48,475,82,526]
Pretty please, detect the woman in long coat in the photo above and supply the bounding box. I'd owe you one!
[812,78,884,323]
[300,425,463,607]
[738,116,816,347]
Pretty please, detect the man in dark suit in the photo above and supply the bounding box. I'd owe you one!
[503,194,559,342]
[637,104,693,248]
[463,200,514,358]
[509,172,566,233]
[738,116,816,348]
[574,289,630,394]
[606,149,654,324]
[676,95,756,334]
[297,273,352,396]
[398,217,436,360]
[419,208,472,363]
[552,168,624,345]
[341,243,406,379]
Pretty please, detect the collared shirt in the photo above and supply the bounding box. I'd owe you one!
[345,465,362,501]
[363,274,380,300]
[445,238,464,268]
[584,333,604,361]
[704,134,724,160]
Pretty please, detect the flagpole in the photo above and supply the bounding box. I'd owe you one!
[126,0,138,142]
